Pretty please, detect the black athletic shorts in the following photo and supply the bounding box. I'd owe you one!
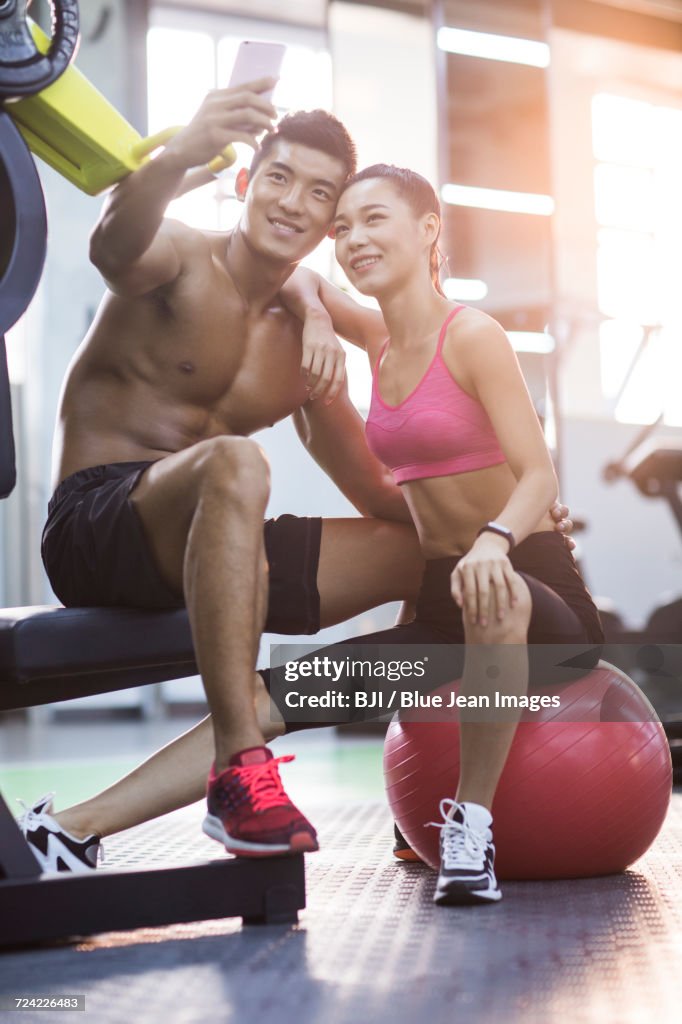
[415,531,605,647]
[41,461,322,635]
[265,532,605,730]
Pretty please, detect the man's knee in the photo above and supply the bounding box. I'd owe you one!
[194,436,270,506]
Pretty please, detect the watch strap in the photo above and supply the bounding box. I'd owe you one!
[476,522,515,552]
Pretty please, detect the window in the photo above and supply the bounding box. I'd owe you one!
[592,92,682,425]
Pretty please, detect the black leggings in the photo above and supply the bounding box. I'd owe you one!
[263,532,604,731]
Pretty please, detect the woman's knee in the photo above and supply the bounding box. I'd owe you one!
[465,574,532,644]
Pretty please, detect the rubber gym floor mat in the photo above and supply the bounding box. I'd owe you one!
[2,796,682,1024]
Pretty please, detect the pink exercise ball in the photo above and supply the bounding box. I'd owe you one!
[384,663,672,880]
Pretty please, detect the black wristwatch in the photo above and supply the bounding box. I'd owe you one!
[476,521,515,552]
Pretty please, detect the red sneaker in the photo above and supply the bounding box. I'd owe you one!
[202,747,318,857]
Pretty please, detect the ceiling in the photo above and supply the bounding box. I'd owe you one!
[157,0,328,28]
[157,0,682,26]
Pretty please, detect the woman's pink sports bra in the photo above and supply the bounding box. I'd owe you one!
[365,305,506,484]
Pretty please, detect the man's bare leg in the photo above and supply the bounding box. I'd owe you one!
[54,674,281,839]
[126,434,270,767]
[52,517,423,839]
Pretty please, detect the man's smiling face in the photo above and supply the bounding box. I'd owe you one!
[241,139,347,264]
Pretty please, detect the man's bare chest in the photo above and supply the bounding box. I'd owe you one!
[148,302,309,430]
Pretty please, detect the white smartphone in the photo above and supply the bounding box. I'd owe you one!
[228,40,286,102]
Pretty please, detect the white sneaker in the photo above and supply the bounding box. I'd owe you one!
[16,793,102,874]
[431,799,502,906]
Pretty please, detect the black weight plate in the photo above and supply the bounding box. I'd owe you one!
[0,0,79,99]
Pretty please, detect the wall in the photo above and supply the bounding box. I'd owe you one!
[329,1,437,177]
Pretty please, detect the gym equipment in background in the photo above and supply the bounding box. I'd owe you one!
[601,418,682,776]
[603,419,682,644]
[0,0,303,947]
[0,0,79,98]
[3,5,236,194]
[384,664,671,879]
[545,314,682,777]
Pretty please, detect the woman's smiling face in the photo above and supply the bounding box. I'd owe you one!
[333,177,433,298]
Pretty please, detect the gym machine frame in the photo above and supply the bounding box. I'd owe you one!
[0,1,304,947]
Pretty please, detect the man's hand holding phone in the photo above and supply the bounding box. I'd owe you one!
[164,78,278,173]
[171,40,285,195]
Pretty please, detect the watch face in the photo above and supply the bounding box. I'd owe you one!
[489,523,510,536]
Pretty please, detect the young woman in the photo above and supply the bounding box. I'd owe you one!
[286,164,604,906]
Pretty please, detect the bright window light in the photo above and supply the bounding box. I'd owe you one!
[437,27,550,68]
[596,228,658,323]
[594,164,654,233]
[593,93,682,425]
[270,45,333,112]
[613,327,679,425]
[655,106,682,165]
[598,319,645,398]
[507,332,555,354]
[443,277,488,301]
[5,316,27,385]
[441,183,554,216]
[147,28,215,129]
[147,27,218,227]
[592,93,655,168]
[343,342,372,414]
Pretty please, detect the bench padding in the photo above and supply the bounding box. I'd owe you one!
[0,605,196,709]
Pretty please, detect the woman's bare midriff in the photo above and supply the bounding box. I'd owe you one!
[400,461,555,559]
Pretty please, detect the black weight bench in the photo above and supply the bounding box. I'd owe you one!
[0,22,304,946]
[0,604,197,710]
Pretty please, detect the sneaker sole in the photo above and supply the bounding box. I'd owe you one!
[25,839,99,874]
[434,882,502,906]
[393,848,424,863]
[202,814,318,857]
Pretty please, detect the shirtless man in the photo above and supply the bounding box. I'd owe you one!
[20,84,572,872]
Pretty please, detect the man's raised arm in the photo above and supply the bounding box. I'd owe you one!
[89,80,277,297]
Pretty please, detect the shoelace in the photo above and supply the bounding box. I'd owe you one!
[16,792,55,835]
[229,754,296,813]
[426,798,488,869]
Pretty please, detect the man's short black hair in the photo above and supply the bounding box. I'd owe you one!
[250,110,357,180]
